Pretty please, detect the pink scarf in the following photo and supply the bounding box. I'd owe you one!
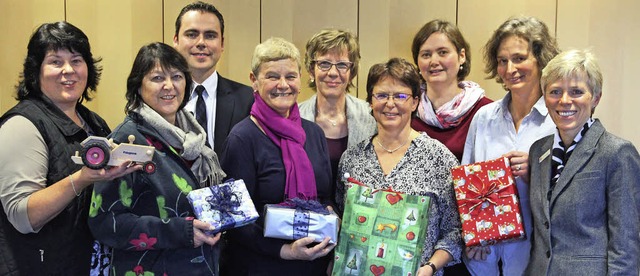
[250,92,317,200]
[417,81,485,129]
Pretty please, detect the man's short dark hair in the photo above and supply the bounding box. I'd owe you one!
[174,1,225,38]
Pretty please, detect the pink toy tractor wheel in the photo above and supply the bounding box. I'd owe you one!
[143,161,156,174]
[81,142,110,169]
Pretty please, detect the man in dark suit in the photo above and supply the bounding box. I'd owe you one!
[173,1,254,155]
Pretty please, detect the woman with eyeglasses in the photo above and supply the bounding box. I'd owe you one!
[299,29,376,189]
[336,58,462,276]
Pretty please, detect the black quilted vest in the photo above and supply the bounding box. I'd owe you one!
[0,96,110,276]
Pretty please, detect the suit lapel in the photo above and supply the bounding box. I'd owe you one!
[536,136,554,219]
[549,120,604,207]
[214,76,235,152]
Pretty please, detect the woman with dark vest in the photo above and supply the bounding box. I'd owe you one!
[0,22,139,275]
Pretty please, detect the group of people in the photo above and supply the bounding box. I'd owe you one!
[0,1,638,276]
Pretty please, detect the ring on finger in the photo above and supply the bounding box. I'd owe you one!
[515,164,521,171]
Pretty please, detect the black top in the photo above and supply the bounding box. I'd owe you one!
[326,135,349,193]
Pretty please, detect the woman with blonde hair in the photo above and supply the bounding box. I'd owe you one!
[527,49,640,275]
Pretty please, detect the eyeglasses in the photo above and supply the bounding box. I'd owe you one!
[372,93,413,103]
[313,60,353,73]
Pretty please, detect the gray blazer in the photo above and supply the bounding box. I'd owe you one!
[525,119,640,275]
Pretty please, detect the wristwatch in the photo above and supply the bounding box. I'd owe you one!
[426,261,438,273]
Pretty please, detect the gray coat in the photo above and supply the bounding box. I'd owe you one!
[525,119,640,275]
[298,93,376,148]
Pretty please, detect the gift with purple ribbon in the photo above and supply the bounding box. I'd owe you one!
[187,179,259,235]
[263,198,339,243]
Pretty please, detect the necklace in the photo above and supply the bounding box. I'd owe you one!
[327,118,337,126]
[376,133,411,153]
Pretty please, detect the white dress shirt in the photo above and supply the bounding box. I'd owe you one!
[185,71,218,147]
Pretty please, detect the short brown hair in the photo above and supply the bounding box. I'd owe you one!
[304,29,360,92]
[411,19,471,81]
[366,58,421,104]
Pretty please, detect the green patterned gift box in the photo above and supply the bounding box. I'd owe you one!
[333,179,431,276]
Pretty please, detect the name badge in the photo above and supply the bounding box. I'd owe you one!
[539,149,550,163]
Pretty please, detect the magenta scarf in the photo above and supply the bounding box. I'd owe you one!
[250,92,317,200]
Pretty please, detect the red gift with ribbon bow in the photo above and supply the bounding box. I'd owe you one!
[450,157,526,247]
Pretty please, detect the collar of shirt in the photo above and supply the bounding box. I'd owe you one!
[494,91,549,121]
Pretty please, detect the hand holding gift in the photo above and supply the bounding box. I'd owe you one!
[280,236,336,261]
[192,219,221,248]
[502,150,529,182]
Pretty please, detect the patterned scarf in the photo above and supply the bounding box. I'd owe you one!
[131,103,225,187]
[250,92,317,200]
[550,118,595,189]
[416,81,485,129]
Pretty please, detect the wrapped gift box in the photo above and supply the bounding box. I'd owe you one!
[187,179,259,235]
[263,202,339,244]
[332,178,431,276]
[451,157,525,247]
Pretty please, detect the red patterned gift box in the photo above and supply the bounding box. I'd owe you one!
[450,157,525,247]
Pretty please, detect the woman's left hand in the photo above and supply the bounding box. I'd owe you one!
[280,236,336,261]
[503,151,529,181]
[192,219,221,247]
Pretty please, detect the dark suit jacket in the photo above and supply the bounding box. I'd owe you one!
[525,120,640,275]
[214,75,254,155]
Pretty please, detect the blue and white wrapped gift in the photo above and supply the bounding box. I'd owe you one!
[263,198,339,243]
[187,179,259,235]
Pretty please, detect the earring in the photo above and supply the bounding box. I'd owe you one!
[310,78,315,83]
[459,64,464,70]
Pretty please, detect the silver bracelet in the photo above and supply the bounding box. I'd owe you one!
[69,174,81,197]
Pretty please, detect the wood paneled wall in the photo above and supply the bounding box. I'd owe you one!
[1,0,638,146]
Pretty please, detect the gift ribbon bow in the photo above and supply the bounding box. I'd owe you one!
[206,183,245,232]
[207,184,242,213]
[281,197,330,215]
[458,174,512,215]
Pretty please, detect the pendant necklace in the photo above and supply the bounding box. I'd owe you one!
[376,132,411,153]
[327,118,337,126]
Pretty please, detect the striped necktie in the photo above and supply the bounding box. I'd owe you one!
[548,120,593,200]
[550,140,575,185]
